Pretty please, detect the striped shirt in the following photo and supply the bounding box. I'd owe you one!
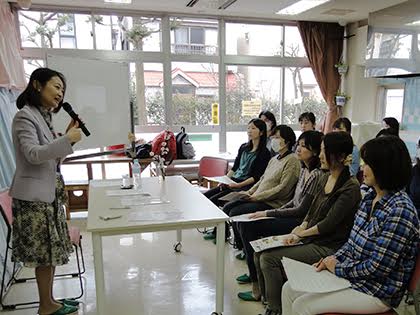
[335,188,419,307]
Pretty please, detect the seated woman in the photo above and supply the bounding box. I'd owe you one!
[407,136,420,213]
[259,110,277,154]
[332,117,360,177]
[203,118,271,240]
[254,131,361,315]
[282,135,419,315]
[235,130,323,302]
[221,125,301,246]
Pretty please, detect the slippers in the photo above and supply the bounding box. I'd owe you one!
[236,273,251,284]
[237,290,261,302]
[59,299,80,306]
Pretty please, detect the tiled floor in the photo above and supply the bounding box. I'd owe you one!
[1,215,416,315]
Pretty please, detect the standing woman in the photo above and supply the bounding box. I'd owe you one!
[9,68,82,315]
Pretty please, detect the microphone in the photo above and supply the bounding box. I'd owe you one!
[62,102,91,137]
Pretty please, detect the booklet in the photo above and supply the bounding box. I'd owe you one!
[218,191,248,202]
[249,234,303,252]
[282,257,351,293]
[229,214,275,222]
[203,176,236,185]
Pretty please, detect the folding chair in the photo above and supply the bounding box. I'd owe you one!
[322,246,420,315]
[0,189,85,310]
[197,156,229,190]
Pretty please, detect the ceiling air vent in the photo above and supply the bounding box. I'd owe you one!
[218,0,237,10]
[186,0,199,7]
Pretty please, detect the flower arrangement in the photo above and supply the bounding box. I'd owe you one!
[335,90,350,106]
[335,62,348,75]
[149,131,175,179]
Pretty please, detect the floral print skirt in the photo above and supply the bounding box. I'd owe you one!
[11,174,73,268]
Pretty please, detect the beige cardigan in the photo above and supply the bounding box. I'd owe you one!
[247,152,301,208]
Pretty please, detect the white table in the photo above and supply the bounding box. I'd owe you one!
[87,176,228,315]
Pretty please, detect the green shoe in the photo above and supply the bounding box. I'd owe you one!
[59,298,80,306]
[203,232,216,240]
[237,291,260,301]
[235,251,246,260]
[50,304,78,315]
[236,273,251,284]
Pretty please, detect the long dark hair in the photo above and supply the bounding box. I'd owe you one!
[298,130,323,171]
[246,118,267,153]
[383,117,400,136]
[16,67,66,113]
[258,110,277,135]
[323,131,353,168]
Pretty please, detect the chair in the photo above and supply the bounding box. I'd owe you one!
[197,156,229,189]
[0,189,85,310]
[322,247,420,315]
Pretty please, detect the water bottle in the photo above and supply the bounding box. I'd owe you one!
[132,159,142,190]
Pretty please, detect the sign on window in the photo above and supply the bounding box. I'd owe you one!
[241,100,262,117]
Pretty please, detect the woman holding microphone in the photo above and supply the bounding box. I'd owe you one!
[10,68,82,315]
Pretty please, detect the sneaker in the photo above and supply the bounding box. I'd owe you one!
[236,273,251,284]
[235,251,246,260]
[237,291,260,301]
[203,233,216,240]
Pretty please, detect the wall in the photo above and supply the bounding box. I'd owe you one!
[344,24,379,123]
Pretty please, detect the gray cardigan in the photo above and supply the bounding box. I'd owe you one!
[9,105,73,203]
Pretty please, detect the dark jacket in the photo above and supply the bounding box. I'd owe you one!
[304,168,361,250]
[231,143,271,183]
[408,164,420,212]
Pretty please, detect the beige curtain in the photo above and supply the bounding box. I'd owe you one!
[0,2,25,90]
[297,21,344,133]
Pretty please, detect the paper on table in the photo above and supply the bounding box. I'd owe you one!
[90,180,119,187]
[229,214,275,222]
[249,234,302,252]
[106,190,151,197]
[128,208,184,222]
[282,257,351,293]
[203,176,236,185]
[121,197,170,206]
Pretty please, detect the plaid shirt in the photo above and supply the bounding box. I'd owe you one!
[335,188,419,307]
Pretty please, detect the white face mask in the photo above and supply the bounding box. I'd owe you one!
[271,138,281,152]
[265,122,272,131]
[416,148,420,159]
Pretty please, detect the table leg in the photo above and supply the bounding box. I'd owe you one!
[215,222,225,314]
[92,233,106,315]
[174,229,182,252]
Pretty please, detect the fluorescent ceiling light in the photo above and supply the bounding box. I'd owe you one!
[277,0,331,15]
[406,20,420,25]
[104,0,132,4]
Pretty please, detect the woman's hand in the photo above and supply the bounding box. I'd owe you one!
[291,225,304,235]
[228,182,240,189]
[248,211,267,219]
[314,258,327,272]
[66,125,82,144]
[66,119,78,133]
[284,233,301,245]
[323,256,338,273]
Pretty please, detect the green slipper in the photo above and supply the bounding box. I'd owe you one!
[235,252,246,260]
[59,298,80,306]
[49,303,78,315]
[236,273,251,284]
[237,291,260,301]
[203,232,216,240]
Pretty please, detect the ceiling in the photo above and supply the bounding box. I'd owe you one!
[18,0,408,23]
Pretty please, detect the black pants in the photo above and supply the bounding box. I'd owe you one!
[222,200,272,249]
[238,217,302,281]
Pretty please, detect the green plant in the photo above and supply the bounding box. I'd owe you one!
[335,90,350,99]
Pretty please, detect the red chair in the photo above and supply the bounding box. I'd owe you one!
[322,248,420,315]
[197,156,229,189]
[0,189,85,310]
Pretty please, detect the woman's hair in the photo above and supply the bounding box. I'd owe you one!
[332,117,352,133]
[383,117,400,134]
[376,127,399,138]
[361,135,411,191]
[323,131,353,167]
[298,112,316,125]
[16,67,66,113]
[272,125,296,151]
[298,130,323,171]
[258,110,277,133]
[246,118,267,153]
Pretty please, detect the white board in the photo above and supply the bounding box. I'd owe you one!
[47,55,130,150]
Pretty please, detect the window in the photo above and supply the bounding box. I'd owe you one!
[366,32,412,59]
[58,14,76,48]
[384,88,404,122]
[283,67,326,125]
[226,23,283,56]
[23,59,45,81]
[171,18,218,55]
[284,26,306,57]
[226,66,282,125]
[172,62,218,126]
[130,63,165,126]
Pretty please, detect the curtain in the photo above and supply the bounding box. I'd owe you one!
[297,21,344,133]
[0,1,25,90]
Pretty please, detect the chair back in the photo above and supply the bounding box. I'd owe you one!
[408,246,420,293]
[0,189,13,228]
[198,156,229,178]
